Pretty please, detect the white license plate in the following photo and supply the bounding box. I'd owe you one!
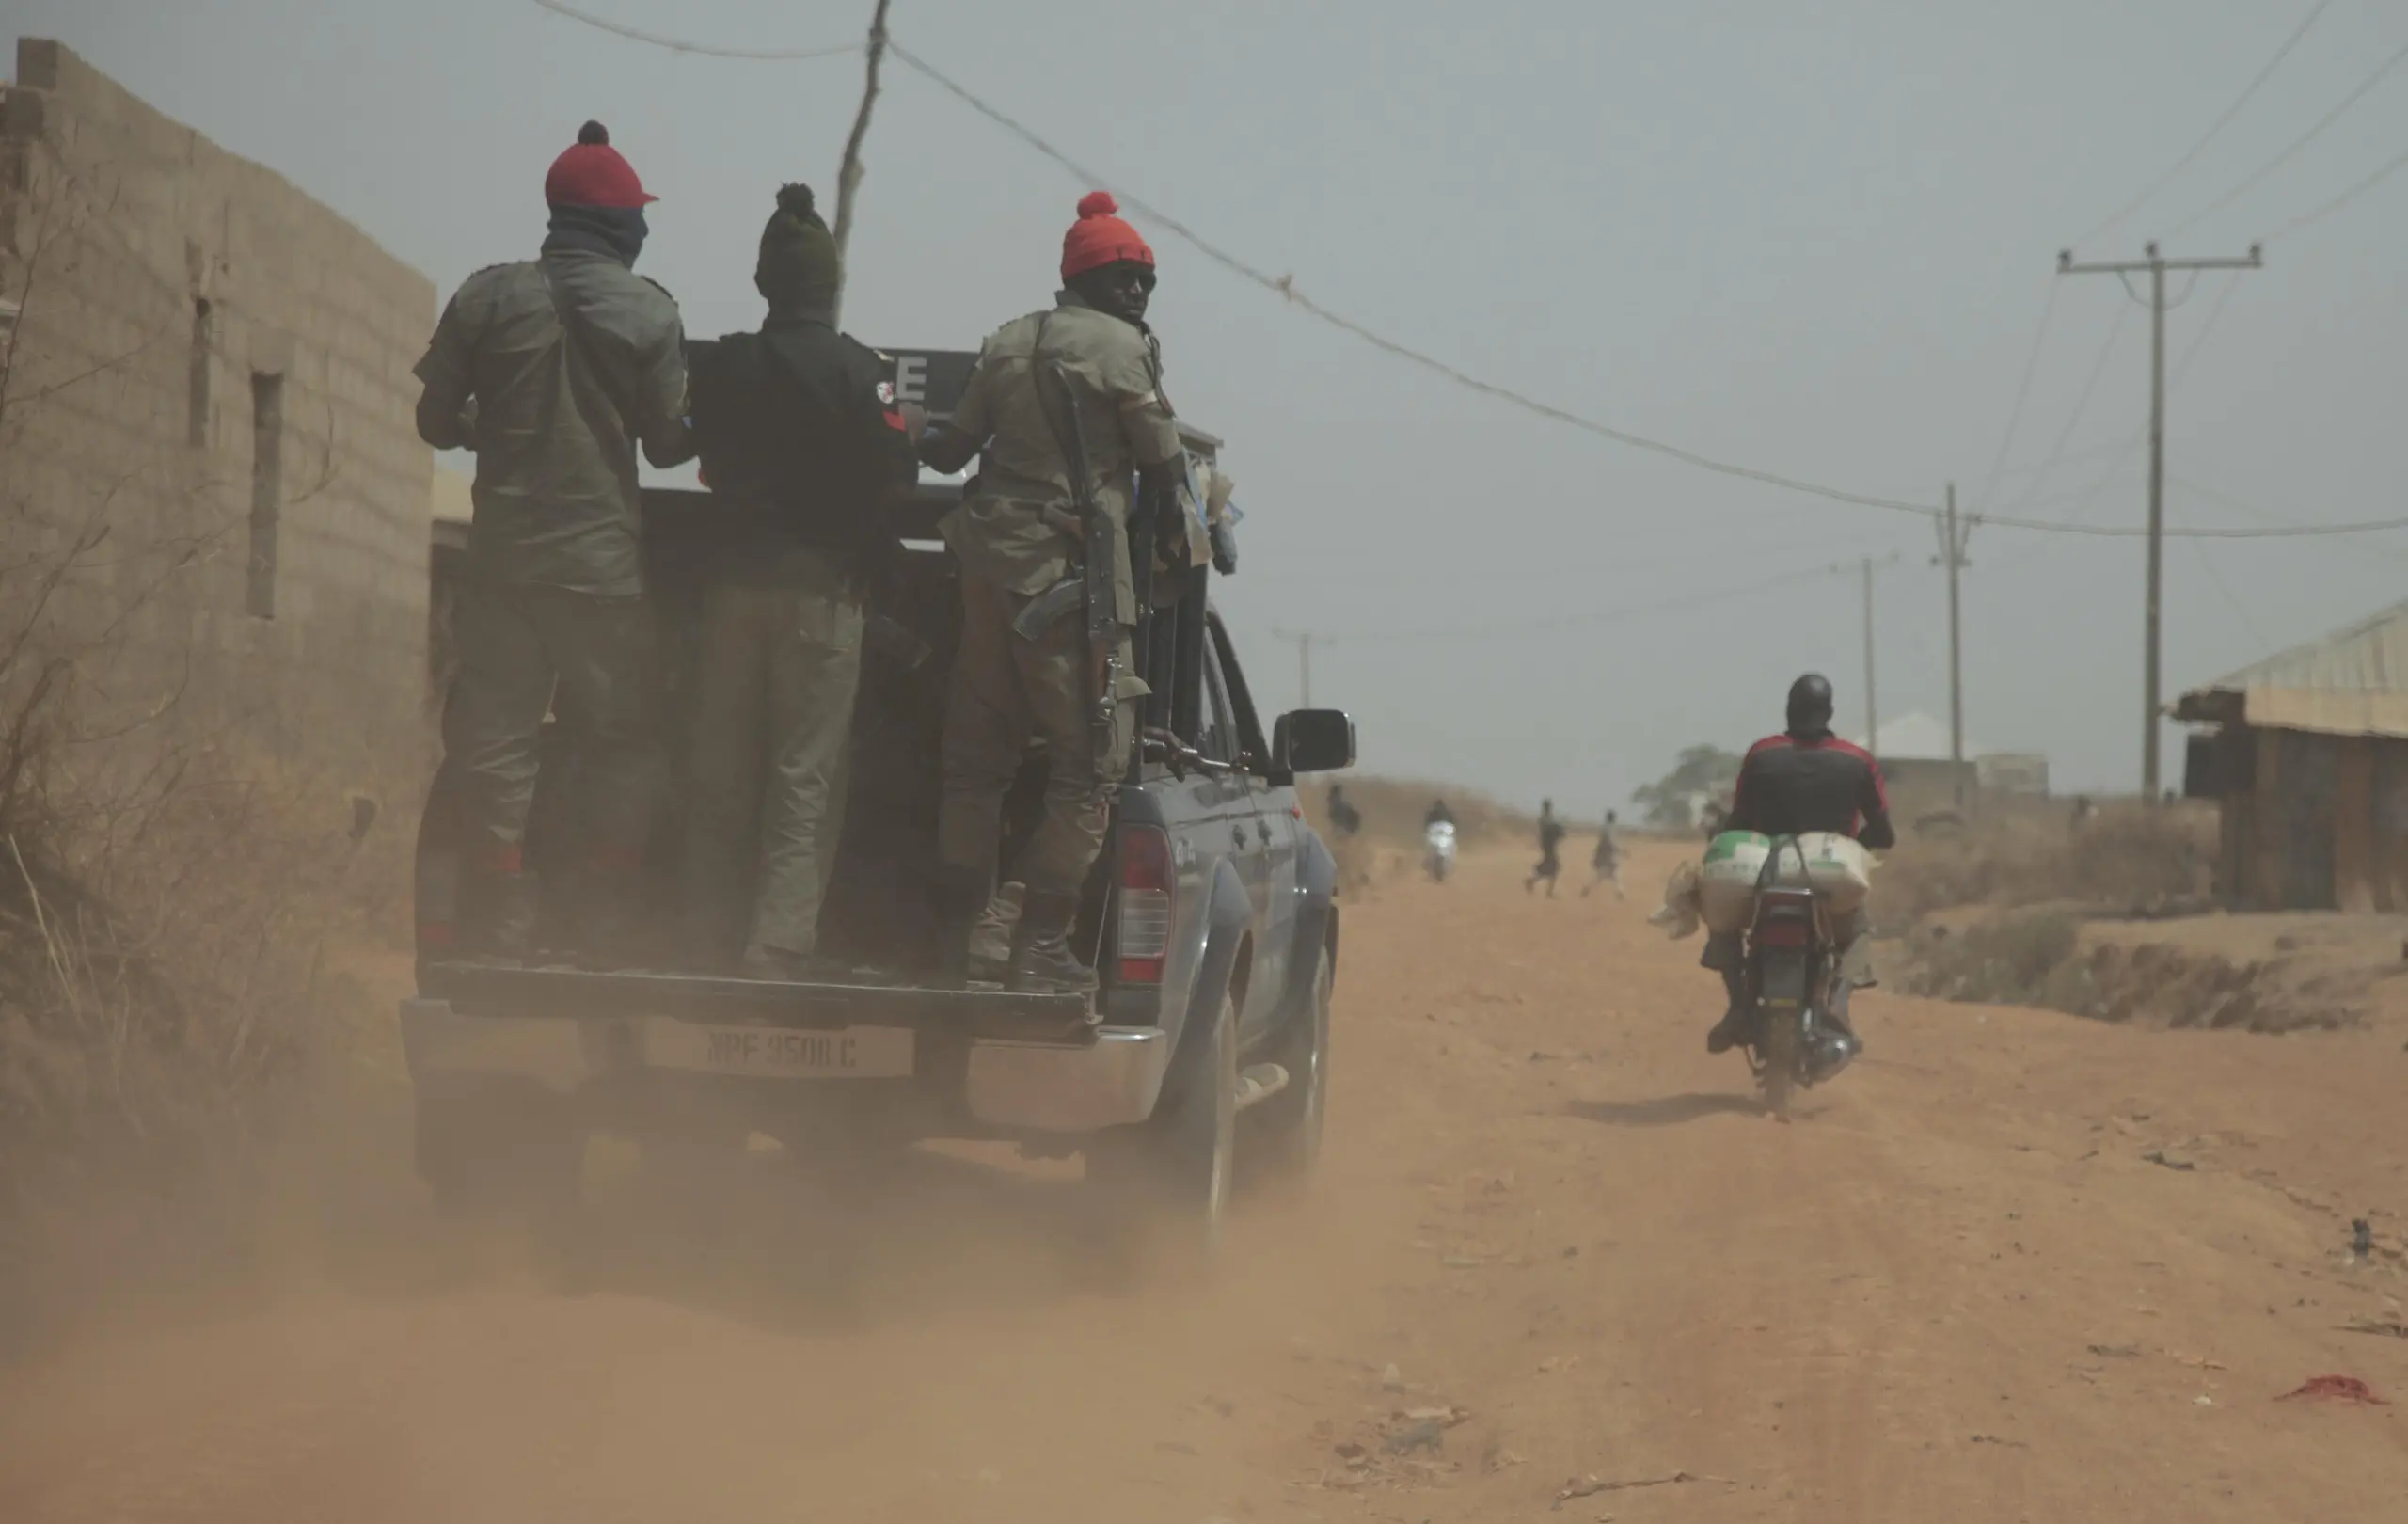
[646,1021,913,1078]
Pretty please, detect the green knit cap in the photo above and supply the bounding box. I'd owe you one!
[756,183,840,311]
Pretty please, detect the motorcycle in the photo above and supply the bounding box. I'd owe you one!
[1739,872,1860,1119]
[1423,820,1457,882]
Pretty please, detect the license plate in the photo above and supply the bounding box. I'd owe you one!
[1759,955,1808,1006]
[646,1021,913,1078]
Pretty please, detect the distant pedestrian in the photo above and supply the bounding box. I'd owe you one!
[1526,799,1566,897]
[1582,809,1624,899]
[1326,783,1363,839]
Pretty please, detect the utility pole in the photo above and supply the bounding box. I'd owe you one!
[829,0,894,323]
[1271,628,1328,708]
[1829,553,1901,752]
[1933,484,1973,808]
[2058,241,2262,803]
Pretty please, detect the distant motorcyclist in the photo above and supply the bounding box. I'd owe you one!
[1424,797,1456,830]
[1703,674,1894,1055]
[1526,799,1566,897]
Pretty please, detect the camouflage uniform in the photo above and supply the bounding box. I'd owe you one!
[935,289,1183,897]
[414,247,686,918]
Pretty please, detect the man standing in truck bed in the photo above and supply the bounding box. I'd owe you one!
[413,121,690,961]
[917,192,1186,993]
[681,183,918,979]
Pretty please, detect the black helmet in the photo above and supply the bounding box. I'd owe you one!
[1786,673,1835,736]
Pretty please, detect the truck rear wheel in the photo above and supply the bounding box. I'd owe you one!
[416,1077,585,1226]
[1244,944,1331,1192]
[1086,987,1236,1270]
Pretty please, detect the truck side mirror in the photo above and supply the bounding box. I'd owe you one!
[1273,709,1356,776]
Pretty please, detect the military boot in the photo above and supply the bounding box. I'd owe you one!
[463,869,540,967]
[965,881,1025,985]
[1006,889,1098,997]
[930,867,991,991]
[577,860,654,972]
[1705,965,1752,1054]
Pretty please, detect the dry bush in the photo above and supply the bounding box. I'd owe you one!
[0,155,413,1356]
[1876,803,2214,930]
[1904,908,2092,1008]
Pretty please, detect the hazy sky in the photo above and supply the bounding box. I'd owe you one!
[10,0,2406,813]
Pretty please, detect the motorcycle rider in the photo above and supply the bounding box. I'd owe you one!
[1703,674,1895,1055]
[1423,797,1456,830]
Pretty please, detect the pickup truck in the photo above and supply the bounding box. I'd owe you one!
[401,429,1355,1259]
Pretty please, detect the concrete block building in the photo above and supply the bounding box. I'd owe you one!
[0,39,435,794]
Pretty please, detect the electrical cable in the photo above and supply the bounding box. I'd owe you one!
[2162,32,2408,239]
[1976,282,2060,500]
[522,2,2408,545]
[1990,298,2129,516]
[528,0,858,60]
[2073,0,2334,246]
[2268,140,2408,239]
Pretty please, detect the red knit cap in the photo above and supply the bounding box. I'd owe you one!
[1060,192,1154,281]
[545,121,657,210]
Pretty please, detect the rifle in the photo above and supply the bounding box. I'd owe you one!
[1009,357,1124,764]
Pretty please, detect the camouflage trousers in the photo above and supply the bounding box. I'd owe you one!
[440,580,659,872]
[682,548,864,962]
[937,573,1135,897]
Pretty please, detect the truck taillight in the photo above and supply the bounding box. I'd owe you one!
[1117,824,1175,984]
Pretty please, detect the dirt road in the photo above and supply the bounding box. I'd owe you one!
[5,840,2406,1521]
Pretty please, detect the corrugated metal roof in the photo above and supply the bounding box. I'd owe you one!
[2180,598,2408,738]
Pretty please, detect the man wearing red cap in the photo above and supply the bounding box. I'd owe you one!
[918,193,1186,994]
[414,121,693,964]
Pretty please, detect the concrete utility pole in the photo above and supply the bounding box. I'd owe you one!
[1271,628,1328,708]
[1933,484,1973,807]
[829,0,894,322]
[2058,242,2262,803]
[1832,554,1901,754]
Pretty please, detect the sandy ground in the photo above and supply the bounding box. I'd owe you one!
[3,839,2406,1522]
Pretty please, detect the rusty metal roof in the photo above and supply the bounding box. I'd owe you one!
[2175,598,2408,738]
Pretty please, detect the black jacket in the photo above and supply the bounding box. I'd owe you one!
[1724,730,1896,851]
[689,315,917,571]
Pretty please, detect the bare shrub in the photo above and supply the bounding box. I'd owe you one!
[0,151,409,1355]
[1905,908,2090,1008]
[1877,803,2214,930]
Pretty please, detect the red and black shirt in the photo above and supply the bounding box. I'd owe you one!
[1725,730,1893,847]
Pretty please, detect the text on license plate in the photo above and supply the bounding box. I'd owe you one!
[648,1021,913,1078]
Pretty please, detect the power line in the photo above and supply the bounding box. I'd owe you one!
[518,3,2408,548]
[2188,537,2273,651]
[1990,297,2130,515]
[1328,564,1838,643]
[2269,140,2408,240]
[880,40,1946,521]
[528,0,859,59]
[1976,282,2060,498]
[2162,33,2408,240]
[2074,0,2336,246]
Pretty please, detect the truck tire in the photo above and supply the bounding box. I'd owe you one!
[1086,987,1236,1270]
[416,1077,584,1226]
[1244,943,1331,1192]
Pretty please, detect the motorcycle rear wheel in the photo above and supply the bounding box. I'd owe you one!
[1758,1008,1799,1120]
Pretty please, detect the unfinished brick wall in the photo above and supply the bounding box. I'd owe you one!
[0,39,434,800]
